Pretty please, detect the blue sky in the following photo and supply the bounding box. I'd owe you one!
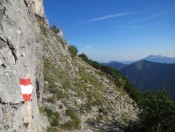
[44,0,175,62]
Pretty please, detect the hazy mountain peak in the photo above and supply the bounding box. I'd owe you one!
[147,55,164,58]
[143,55,175,64]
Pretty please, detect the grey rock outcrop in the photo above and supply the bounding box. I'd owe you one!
[25,0,45,17]
[0,0,46,131]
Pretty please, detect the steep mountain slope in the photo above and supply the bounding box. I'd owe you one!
[121,60,175,99]
[102,61,127,70]
[37,16,138,131]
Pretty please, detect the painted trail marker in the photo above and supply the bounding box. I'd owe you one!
[20,78,33,102]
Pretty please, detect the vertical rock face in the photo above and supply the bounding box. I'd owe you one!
[0,0,46,131]
[25,0,45,17]
[34,0,45,17]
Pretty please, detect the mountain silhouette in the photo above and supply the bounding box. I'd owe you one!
[121,60,175,99]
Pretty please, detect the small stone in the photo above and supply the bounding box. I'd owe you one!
[17,30,21,34]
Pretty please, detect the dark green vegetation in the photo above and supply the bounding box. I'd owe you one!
[79,53,140,102]
[50,25,61,34]
[45,107,60,127]
[68,45,78,58]
[35,14,47,36]
[44,60,72,93]
[39,107,60,127]
[102,61,127,70]
[125,90,175,132]
[121,60,175,100]
[61,108,81,130]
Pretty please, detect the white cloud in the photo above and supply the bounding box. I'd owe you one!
[79,12,137,24]
[129,10,174,24]
[79,45,94,54]
[84,45,92,50]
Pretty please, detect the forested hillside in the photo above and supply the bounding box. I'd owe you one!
[121,60,175,99]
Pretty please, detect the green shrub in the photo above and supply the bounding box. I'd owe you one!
[47,127,62,132]
[49,94,57,104]
[62,108,81,130]
[79,69,103,90]
[45,107,53,116]
[87,117,96,125]
[87,114,103,124]
[99,107,107,115]
[66,108,78,120]
[35,14,47,36]
[78,53,89,62]
[61,120,75,130]
[61,119,81,130]
[44,107,60,127]
[40,24,47,36]
[39,107,45,115]
[56,90,69,100]
[43,60,72,92]
[93,91,107,106]
[85,103,93,113]
[69,45,78,58]
[97,114,103,121]
[51,25,60,34]
[125,90,175,132]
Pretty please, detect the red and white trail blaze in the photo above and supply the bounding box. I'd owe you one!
[20,78,33,102]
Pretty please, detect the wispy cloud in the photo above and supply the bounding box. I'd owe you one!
[79,12,137,24]
[129,10,174,24]
[79,45,93,54]
[84,45,92,50]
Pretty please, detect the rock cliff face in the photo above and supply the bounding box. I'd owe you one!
[0,0,46,131]
[25,0,45,17]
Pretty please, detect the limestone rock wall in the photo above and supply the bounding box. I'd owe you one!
[33,0,45,17]
[0,0,46,131]
[25,0,45,17]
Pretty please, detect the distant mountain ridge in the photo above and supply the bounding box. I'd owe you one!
[102,55,175,70]
[102,55,175,99]
[120,60,175,99]
[101,61,127,70]
[142,55,175,64]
